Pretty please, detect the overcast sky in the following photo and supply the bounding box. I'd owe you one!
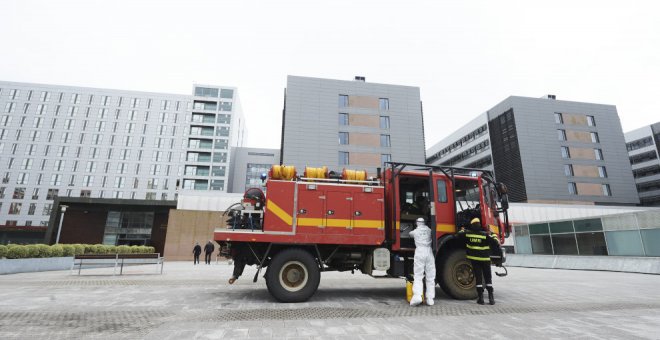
[2,0,659,149]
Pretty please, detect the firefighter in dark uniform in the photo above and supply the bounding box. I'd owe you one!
[457,217,501,305]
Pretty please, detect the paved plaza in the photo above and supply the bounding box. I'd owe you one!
[1,260,660,339]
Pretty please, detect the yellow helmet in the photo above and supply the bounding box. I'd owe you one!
[470,217,481,225]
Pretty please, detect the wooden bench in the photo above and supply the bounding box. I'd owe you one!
[71,253,164,275]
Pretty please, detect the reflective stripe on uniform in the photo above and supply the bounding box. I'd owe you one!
[467,255,490,261]
[466,244,489,250]
[466,234,486,239]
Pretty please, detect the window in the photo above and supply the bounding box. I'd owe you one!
[594,149,603,160]
[217,114,231,124]
[50,174,62,186]
[602,184,611,196]
[557,129,566,141]
[210,180,225,191]
[339,151,349,165]
[21,159,33,170]
[47,189,59,200]
[338,132,349,145]
[379,98,389,111]
[590,132,599,143]
[131,98,140,108]
[28,203,36,215]
[13,187,25,199]
[219,102,232,111]
[114,177,125,188]
[8,203,22,215]
[4,102,17,113]
[338,113,348,126]
[16,173,29,185]
[380,116,390,129]
[338,95,349,107]
[561,146,571,159]
[80,190,91,198]
[195,87,219,97]
[31,188,38,200]
[82,175,94,186]
[146,192,157,200]
[380,134,391,147]
[220,89,234,99]
[564,164,573,176]
[598,166,608,178]
[437,180,448,203]
[587,115,596,126]
[211,166,226,177]
[213,152,227,163]
[381,154,391,165]
[568,182,578,195]
[214,139,228,150]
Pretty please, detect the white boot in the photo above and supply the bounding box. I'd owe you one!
[410,295,422,306]
[426,298,434,306]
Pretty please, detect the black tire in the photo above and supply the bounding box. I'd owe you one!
[437,248,477,300]
[265,248,320,303]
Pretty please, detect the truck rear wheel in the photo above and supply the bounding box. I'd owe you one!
[437,249,477,300]
[265,248,320,302]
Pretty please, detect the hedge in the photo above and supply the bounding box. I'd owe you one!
[0,244,156,259]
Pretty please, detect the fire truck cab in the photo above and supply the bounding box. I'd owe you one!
[215,162,510,303]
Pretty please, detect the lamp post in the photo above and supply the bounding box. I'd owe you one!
[55,205,68,244]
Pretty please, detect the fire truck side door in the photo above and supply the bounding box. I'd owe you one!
[352,191,383,237]
[296,184,325,234]
[324,191,353,235]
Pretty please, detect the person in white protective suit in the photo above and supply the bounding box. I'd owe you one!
[409,217,436,306]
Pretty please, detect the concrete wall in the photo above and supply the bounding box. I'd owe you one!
[0,257,73,275]
[163,209,227,261]
[506,254,660,274]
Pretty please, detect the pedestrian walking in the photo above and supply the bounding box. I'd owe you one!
[409,217,436,306]
[457,218,501,305]
[204,240,215,265]
[193,242,202,265]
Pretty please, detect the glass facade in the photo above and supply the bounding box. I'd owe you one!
[513,210,660,257]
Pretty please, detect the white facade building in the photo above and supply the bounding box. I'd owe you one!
[0,81,246,228]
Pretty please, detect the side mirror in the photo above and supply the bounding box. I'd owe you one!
[496,182,508,196]
[500,193,509,210]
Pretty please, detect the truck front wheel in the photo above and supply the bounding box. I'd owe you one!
[265,248,320,302]
[437,249,478,300]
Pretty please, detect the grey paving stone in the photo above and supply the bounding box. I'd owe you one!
[1,262,660,339]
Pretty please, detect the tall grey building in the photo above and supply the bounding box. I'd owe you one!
[0,81,245,229]
[625,122,660,206]
[281,76,425,175]
[227,147,279,193]
[427,95,639,205]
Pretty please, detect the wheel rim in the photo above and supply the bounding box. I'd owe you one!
[453,261,474,289]
[278,260,309,292]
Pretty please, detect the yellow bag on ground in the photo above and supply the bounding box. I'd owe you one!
[406,280,424,302]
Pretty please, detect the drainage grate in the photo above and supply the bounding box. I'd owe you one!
[210,302,660,321]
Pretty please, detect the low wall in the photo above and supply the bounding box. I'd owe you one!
[506,254,660,274]
[0,257,74,275]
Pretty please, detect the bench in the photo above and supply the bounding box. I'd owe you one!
[71,253,164,275]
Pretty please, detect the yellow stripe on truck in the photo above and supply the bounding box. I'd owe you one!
[268,200,383,229]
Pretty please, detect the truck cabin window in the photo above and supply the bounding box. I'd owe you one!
[454,178,481,228]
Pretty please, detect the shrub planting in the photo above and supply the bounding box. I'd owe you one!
[0,243,157,259]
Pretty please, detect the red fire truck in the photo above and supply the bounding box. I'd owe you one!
[215,162,510,303]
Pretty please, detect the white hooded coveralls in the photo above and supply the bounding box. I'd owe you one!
[409,219,436,305]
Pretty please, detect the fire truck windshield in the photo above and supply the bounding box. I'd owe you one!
[455,179,480,209]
